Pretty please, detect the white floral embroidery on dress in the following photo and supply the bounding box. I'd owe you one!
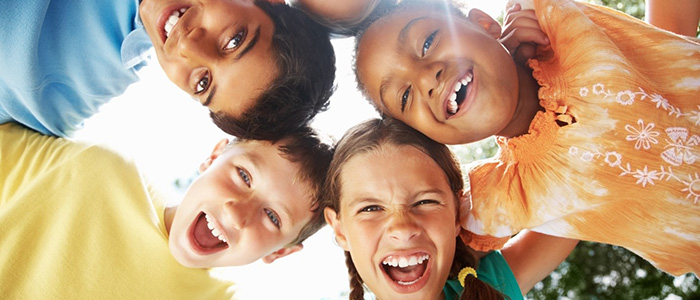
[579,87,589,97]
[681,173,700,204]
[625,119,660,150]
[690,105,700,126]
[616,90,636,105]
[661,127,699,166]
[592,83,691,119]
[632,166,659,187]
[568,84,699,204]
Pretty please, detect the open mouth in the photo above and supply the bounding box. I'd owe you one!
[446,70,474,116]
[190,212,229,254]
[381,253,430,286]
[162,7,189,41]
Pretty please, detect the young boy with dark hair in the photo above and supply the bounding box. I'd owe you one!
[0,0,335,141]
[0,121,333,298]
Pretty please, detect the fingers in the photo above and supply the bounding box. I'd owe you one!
[499,3,549,64]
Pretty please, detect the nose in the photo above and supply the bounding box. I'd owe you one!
[223,199,256,230]
[176,27,211,60]
[415,62,444,99]
[386,210,420,243]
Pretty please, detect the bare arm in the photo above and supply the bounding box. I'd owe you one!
[645,0,700,37]
[500,230,578,295]
[289,0,382,28]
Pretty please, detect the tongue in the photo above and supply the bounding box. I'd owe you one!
[386,263,426,283]
[193,214,224,249]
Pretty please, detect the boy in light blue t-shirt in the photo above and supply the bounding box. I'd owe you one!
[0,0,335,140]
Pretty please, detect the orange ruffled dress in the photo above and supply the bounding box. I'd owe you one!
[461,0,700,276]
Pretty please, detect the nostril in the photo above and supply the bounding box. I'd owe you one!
[428,89,433,97]
[436,70,442,79]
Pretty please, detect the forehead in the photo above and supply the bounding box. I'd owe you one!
[339,144,449,197]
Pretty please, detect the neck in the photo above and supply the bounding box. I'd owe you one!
[497,64,542,138]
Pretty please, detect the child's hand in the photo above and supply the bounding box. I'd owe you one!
[499,4,550,65]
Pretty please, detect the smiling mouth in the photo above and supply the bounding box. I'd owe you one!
[447,70,473,116]
[381,254,430,286]
[191,212,229,253]
[163,7,188,39]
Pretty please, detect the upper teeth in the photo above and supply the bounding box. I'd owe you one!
[448,72,473,114]
[382,254,429,268]
[205,214,228,243]
[164,8,187,38]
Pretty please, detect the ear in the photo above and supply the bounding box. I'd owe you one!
[261,244,304,264]
[467,8,502,39]
[199,138,230,173]
[324,207,349,251]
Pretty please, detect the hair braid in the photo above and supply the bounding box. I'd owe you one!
[345,251,365,300]
[451,238,507,300]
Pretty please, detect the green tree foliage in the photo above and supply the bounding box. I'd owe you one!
[451,2,700,298]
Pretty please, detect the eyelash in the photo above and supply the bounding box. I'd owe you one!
[195,71,210,95]
[422,30,437,56]
[237,167,251,187]
[359,205,382,213]
[224,30,246,51]
[415,199,439,206]
[265,208,281,228]
[401,86,411,112]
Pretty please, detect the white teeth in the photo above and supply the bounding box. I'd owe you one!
[204,214,228,243]
[398,278,421,285]
[164,9,186,38]
[460,73,473,86]
[454,82,462,92]
[448,93,458,114]
[398,257,408,268]
[382,254,429,268]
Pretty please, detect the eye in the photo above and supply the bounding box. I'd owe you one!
[264,208,281,228]
[422,30,437,56]
[237,167,251,187]
[401,86,411,112]
[415,199,439,207]
[359,205,382,213]
[195,71,210,95]
[224,30,246,51]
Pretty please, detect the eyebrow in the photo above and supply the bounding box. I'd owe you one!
[202,27,261,108]
[378,17,426,113]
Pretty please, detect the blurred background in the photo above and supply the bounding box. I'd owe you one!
[74,0,699,299]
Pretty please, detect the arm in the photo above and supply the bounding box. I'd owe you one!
[645,0,700,37]
[500,230,578,295]
[288,0,383,29]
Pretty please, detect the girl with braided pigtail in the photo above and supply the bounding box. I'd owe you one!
[323,118,577,300]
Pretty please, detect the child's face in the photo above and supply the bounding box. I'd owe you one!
[356,7,519,145]
[168,139,313,268]
[325,144,460,300]
[140,0,278,117]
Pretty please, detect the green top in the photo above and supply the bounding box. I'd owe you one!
[443,251,523,300]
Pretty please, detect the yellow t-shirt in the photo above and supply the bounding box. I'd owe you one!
[0,122,236,299]
[462,0,700,276]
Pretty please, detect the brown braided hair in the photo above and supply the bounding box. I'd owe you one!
[324,118,505,299]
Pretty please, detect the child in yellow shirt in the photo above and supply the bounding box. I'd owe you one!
[0,122,332,298]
